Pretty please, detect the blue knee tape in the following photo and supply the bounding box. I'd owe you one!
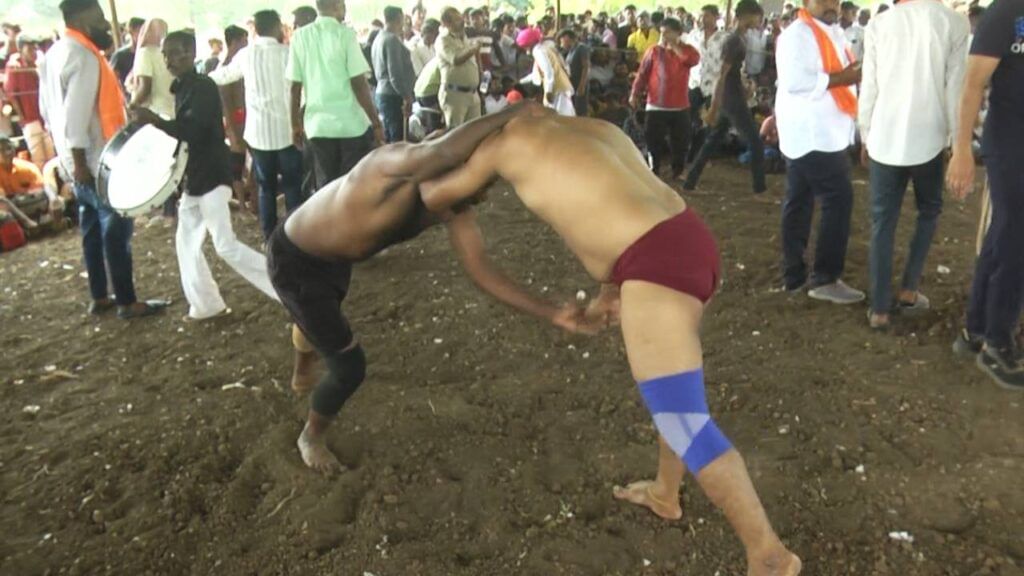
[638,369,732,473]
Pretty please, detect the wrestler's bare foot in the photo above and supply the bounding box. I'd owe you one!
[291,350,319,395]
[748,549,802,576]
[612,480,683,520]
[297,422,343,474]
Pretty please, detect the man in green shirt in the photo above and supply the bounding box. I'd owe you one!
[414,56,443,134]
[437,7,483,128]
[287,0,383,189]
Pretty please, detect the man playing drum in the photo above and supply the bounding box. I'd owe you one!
[133,31,279,321]
[419,110,802,575]
[266,102,596,473]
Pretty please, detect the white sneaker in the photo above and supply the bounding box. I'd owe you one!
[808,280,866,305]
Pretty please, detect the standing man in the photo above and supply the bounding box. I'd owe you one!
[39,0,167,319]
[859,0,968,330]
[517,28,575,116]
[218,25,250,205]
[467,8,506,74]
[683,1,767,195]
[687,5,728,157]
[560,29,591,117]
[437,7,483,129]
[210,10,303,241]
[5,38,56,169]
[133,31,278,321]
[407,18,439,76]
[108,17,144,87]
[840,2,865,62]
[292,6,318,30]
[616,5,638,52]
[775,0,864,304]
[630,17,700,180]
[627,11,661,57]
[372,6,416,144]
[288,0,382,190]
[946,0,1024,390]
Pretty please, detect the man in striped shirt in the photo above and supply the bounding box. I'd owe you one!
[211,10,301,240]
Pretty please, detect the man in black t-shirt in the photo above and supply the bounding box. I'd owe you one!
[947,0,1024,391]
[683,0,766,194]
[108,17,144,87]
[559,29,591,116]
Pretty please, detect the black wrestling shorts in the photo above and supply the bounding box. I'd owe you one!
[267,223,355,354]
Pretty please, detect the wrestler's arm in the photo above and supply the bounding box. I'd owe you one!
[418,134,502,213]
[446,208,598,334]
[377,102,533,183]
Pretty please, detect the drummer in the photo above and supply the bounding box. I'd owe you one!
[133,31,279,320]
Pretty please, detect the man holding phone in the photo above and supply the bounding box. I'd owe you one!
[774,0,864,304]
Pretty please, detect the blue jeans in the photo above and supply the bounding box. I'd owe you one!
[967,155,1024,348]
[781,151,854,289]
[868,154,944,315]
[74,183,137,304]
[376,93,405,144]
[251,146,305,239]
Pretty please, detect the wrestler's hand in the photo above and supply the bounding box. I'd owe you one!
[552,304,602,336]
[584,295,621,328]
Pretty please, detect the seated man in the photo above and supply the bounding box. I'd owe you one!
[268,101,591,474]
[0,137,63,232]
[419,111,801,576]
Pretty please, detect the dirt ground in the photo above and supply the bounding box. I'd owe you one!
[1,162,1021,576]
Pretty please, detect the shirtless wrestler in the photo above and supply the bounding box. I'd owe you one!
[266,102,598,475]
[419,111,801,576]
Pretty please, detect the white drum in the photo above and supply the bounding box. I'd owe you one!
[97,122,189,218]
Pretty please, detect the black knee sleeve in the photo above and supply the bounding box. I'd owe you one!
[311,345,366,417]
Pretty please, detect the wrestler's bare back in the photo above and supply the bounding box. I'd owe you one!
[284,145,438,262]
[428,114,688,281]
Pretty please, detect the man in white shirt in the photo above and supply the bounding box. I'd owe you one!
[858,0,968,330]
[210,10,302,240]
[406,18,439,76]
[840,2,865,61]
[776,0,864,304]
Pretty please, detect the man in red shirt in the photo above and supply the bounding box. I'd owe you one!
[4,38,55,169]
[630,17,700,180]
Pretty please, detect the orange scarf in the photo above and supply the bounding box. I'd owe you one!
[64,28,127,139]
[797,9,857,118]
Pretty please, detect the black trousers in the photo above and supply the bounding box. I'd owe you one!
[308,129,374,190]
[684,105,766,194]
[967,155,1024,348]
[645,109,692,178]
[781,150,854,290]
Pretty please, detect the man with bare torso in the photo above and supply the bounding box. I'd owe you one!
[267,102,594,475]
[419,111,802,576]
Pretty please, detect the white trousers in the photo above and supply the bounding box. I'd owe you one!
[176,185,279,319]
[22,121,55,170]
[546,92,576,117]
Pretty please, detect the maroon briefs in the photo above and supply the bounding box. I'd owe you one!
[609,209,721,303]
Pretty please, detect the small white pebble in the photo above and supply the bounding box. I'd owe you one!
[44,365,56,372]
[576,290,587,301]
[855,464,866,474]
[433,338,444,344]
[582,352,590,359]
[752,331,761,337]
[23,405,41,415]
[642,558,652,567]
[937,265,951,275]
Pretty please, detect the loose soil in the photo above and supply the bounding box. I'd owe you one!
[1,162,1021,576]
